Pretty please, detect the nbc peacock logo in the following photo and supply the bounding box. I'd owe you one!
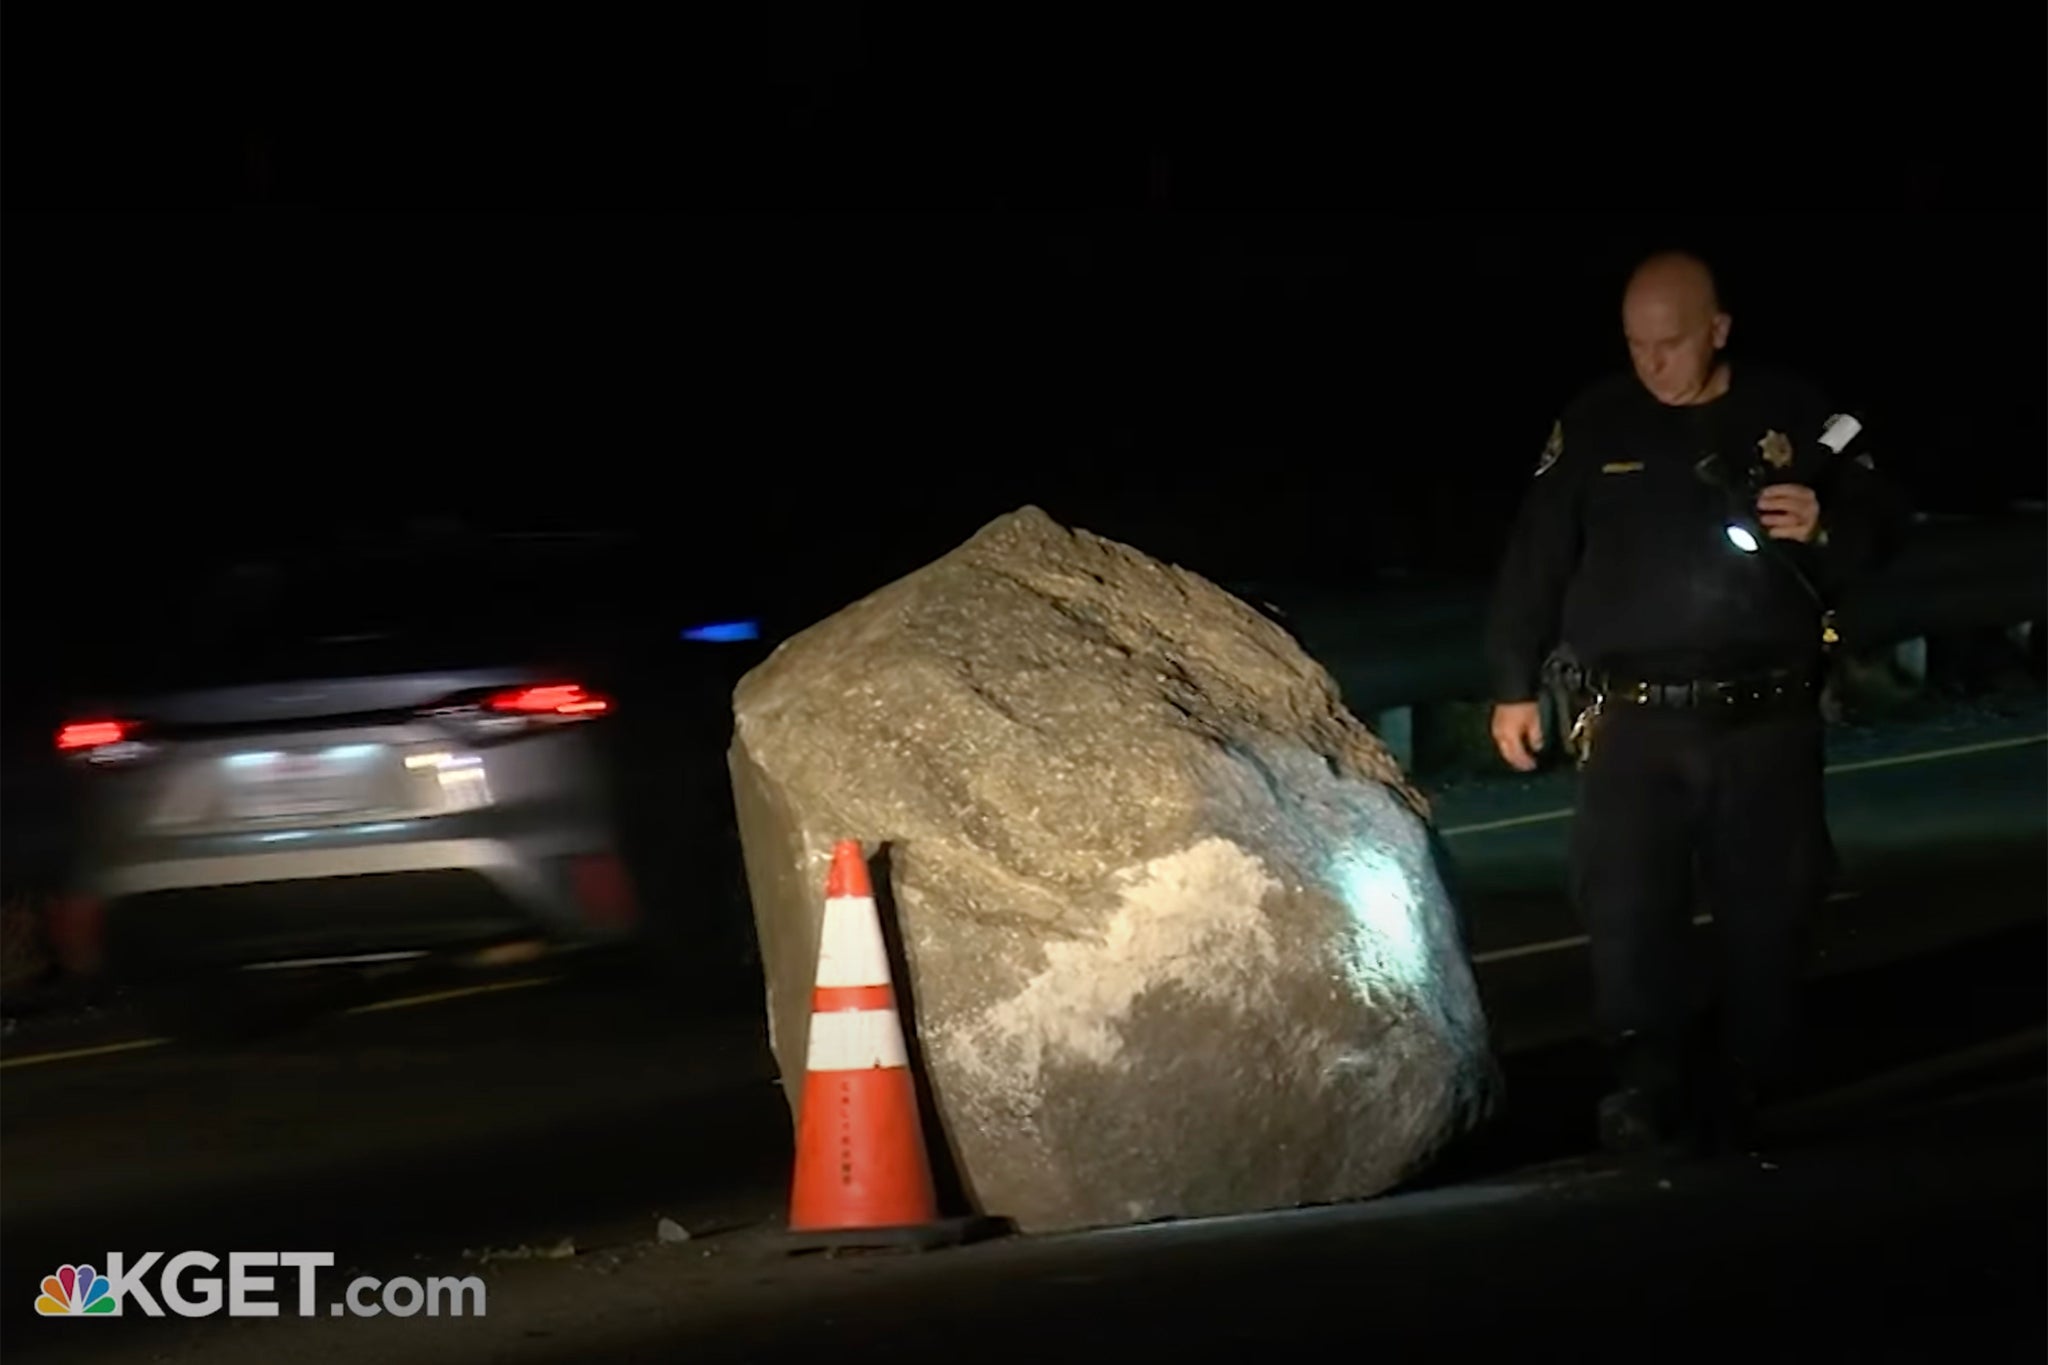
[37,1264,118,1316]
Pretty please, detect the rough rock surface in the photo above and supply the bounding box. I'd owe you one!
[729,507,1498,1234]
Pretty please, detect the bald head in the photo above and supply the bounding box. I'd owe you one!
[1622,251,1732,406]
[1626,251,1722,318]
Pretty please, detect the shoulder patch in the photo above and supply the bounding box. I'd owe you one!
[1534,420,1563,477]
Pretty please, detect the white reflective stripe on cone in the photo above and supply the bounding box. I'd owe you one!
[816,895,893,988]
[807,1008,911,1071]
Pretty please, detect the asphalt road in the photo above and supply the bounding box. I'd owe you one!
[62,1065,2037,1365]
[3,701,2041,1363]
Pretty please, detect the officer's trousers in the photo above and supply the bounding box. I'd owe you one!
[1568,702,1833,1092]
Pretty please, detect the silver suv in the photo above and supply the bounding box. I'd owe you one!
[57,537,647,980]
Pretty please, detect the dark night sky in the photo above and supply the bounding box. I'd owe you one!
[4,12,2044,727]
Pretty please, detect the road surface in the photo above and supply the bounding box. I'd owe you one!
[3,699,2041,1363]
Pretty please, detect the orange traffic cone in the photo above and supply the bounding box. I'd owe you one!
[785,840,1006,1252]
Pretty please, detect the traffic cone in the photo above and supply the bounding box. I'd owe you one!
[785,839,1006,1252]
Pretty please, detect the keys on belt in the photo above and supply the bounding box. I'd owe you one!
[1567,693,1603,769]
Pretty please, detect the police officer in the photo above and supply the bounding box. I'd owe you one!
[1484,250,1908,1156]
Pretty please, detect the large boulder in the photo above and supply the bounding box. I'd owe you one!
[729,507,1497,1234]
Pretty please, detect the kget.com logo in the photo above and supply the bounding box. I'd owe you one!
[35,1253,486,1319]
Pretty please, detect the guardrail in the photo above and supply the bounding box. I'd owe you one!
[1252,511,2047,767]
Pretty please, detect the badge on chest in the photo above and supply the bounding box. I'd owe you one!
[1758,429,1794,471]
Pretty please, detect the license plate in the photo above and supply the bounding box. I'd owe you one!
[225,749,375,820]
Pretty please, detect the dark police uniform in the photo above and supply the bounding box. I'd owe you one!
[1485,362,1908,1151]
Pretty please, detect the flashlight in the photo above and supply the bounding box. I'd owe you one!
[1711,461,1770,555]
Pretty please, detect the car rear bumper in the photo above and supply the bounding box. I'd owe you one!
[96,836,536,898]
[79,819,639,977]
[99,870,542,977]
[84,801,613,910]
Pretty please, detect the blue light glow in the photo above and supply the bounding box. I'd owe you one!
[682,620,761,643]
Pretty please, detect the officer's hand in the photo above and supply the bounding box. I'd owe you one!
[1757,483,1821,542]
[1490,701,1544,772]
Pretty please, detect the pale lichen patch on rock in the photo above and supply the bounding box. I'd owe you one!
[933,837,1283,1100]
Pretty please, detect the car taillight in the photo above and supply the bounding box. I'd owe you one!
[423,682,613,743]
[58,720,132,751]
[56,718,153,766]
[485,684,611,717]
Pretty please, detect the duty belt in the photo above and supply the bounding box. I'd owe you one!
[1588,669,1820,711]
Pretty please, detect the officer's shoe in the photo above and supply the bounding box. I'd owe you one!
[1708,1083,1762,1157]
[1597,1086,1676,1157]
[1600,1030,1687,1158]
[1699,1064,1780,1160]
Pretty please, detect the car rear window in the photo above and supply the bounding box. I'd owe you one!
[141,542,648,689]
